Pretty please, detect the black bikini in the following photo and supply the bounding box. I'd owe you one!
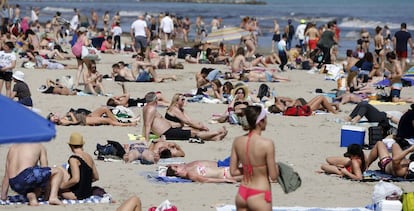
[165,112,181,123]
[68,155,93,200]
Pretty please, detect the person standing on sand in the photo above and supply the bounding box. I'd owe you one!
[130,15,150,55]
[317,21,337,68]
[393,22,414,71]
[160,12,174,50]
[1,143,64,206]
[230,105,279,211]
[271,19,280,53]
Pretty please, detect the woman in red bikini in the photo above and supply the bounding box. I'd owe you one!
[319,144,366,180]
[230,106,279,210]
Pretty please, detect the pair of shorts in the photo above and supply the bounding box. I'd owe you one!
[390,89,401,98]
[0,71,12,81]
[136,70,152,82]
[9,166,51,195]
[18,97,33,107]
[272,33,280,42]
[163,127,191,140]
[396,50,408,59]
[134,36,148,50]
[265,71,273,82]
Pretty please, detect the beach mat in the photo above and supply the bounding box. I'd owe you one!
[362,170,414,182]
[215,205,370,211]
[369,100,406,105]
[142,171,192,183]
[0,194,112,205]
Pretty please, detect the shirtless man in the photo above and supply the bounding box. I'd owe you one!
[304,23,319,52]
[131,53,176,83]
[142,92,227,142]
[1,144,64,206]
[240,69,289,82]
[387,51,414,103]
[90,9,98,32]
[112,63,135,82]
[210,16,220,33]
[271,19,280,53]
[166,160,241,183]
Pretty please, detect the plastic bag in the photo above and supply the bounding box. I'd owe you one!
[81,46,101,61]
[372,181,403,204]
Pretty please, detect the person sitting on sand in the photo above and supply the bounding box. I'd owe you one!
[123,136,185,164]
[39,79,78,95]
[106,83,170,107]
[111,63,135,82]
[60,132,99,200]
[0,143,64,206]
[47,106,138,127]
[230,47,266,75]
[83,61,106,96]
[166,160,242,183]
[268,95,340,114]
[366,141,414,179]
[318,144,366,180]
[165,93,213,133]
[100,35,117,54]
[142,91,227,142]
[131,53,176,83]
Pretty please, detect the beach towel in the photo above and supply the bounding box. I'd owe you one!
[142,171,192,184]
[215,205,371,211]
[277,162,302,193]
[0,194,112,205]
[369,100,406,105]
[361,170,414,182]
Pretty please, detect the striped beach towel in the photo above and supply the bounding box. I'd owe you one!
[0,194,112,205]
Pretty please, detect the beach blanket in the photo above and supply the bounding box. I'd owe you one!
[369,100,406,105]
[201,27,251,43]
[0,194,112,205]
[375,77,414,87]
[362,170,414,182]
[215,205,370,211]
[142,171,192,184]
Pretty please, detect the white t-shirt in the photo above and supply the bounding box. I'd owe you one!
[112,26,123,36]
[0,51,16,72]
[131,19,147,37]
[295,24,307,40]
[160,16,174,34]
[70,15,79,31]
[278,40,287,52]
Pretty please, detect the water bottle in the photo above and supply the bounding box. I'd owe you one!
[271,88,276,98]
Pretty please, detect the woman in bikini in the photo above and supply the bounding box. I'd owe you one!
[319,144,366,180]
[166,160,241,183]
[366,141,414,179]
[230,105,279,211]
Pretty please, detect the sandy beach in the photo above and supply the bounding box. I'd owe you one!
[1,47,414,211]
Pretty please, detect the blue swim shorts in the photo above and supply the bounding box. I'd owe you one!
[9,166,51,195]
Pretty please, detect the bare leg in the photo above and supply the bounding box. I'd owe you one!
[116,195,142,211]
[366,141,390,169]
[74,59,84,88]
[5,81,11,98]
[308,96,338,114]
[48,167,63,205]
[27,192,39,206]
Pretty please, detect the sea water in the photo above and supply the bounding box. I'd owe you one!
[11,0,414,58]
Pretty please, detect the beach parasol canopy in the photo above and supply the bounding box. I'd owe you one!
[201,27,251,43]
[0,95,56,144]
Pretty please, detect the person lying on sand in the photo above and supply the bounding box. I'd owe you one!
[47,106,138,127]
[166,160,242,183]
[106,83,170,107]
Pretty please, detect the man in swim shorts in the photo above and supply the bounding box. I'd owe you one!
[1,144,64,206]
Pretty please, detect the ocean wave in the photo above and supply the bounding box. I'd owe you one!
[339,18,401,30]
[42,7,74,13]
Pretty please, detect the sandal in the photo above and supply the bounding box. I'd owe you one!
[189,137,205,144]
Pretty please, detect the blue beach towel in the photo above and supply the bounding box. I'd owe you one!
[0,194,112,205]
[362,170,414,182]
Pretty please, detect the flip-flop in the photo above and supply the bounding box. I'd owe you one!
[189,138,205,144]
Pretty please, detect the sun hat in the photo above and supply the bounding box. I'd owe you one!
[343,144,362,157]
[68,132,85,146]
[12,71,25,82]
[231,83,249,99]
[77,27,88,33]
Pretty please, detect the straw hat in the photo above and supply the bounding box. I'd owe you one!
[12,71,25,82]
[77,27,88,33]
[231,83,249,99]
[68,132,85,146]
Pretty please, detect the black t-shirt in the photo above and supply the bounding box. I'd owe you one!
[397,110,414,139]
[394,30,412,51]
[13,81,31,100]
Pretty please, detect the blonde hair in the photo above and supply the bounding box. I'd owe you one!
[167,93,182,111]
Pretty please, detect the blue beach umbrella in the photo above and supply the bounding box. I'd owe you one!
[0,95,56,144]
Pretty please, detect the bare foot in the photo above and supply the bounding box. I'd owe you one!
[27,192,39,206]
[48,198,63,205]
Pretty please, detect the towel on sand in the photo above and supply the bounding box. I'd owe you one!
[0,194,112,205]
[215,205,371,211]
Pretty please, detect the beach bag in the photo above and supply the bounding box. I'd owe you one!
[112,105,135,119]
[94,140,125,159]
[71,39,82,57]
[283,105,312,116]
[368,126,383,147]
[81,46,101,61]
[60,75,74,89]
[402,192,414,211]
[372,181,403,204]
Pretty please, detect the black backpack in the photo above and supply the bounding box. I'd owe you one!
[94,140,126,159]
